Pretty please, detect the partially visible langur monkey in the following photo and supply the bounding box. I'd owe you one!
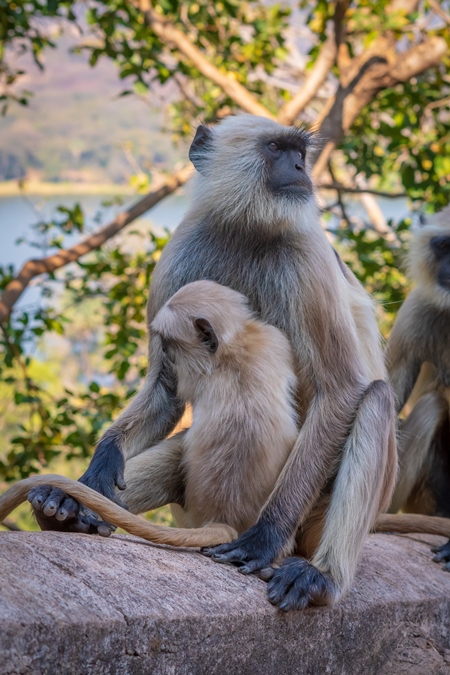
[387,207,450,569]
[28,114,398,611]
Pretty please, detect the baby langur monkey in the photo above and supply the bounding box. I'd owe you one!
[387,206,450,568]
[0,280,298,548]
[147,279,298,534]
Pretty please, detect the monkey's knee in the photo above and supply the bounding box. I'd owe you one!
[121,435,186,514]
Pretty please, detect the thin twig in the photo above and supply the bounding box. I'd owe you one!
[328,162,351,225]
[428,0,450,25]
[318,182,407,198]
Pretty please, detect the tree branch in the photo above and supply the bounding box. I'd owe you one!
[428,0,450,26]
[132,0,275,120]
[313,35,447,176]
[278,35,337,125]
[318,182,407,198]
[333,0,352,75]
[0,167,192,325]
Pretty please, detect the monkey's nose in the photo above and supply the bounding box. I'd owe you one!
[295,163,303,171]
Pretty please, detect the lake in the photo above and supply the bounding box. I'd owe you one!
[0,189,410,311]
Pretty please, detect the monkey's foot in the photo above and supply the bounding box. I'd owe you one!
[432,539,450,571]
[28,486,114,536]
[201,522,280,574]
[267,558,336,611]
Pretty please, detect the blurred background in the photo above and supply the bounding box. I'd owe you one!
[0,0,449,530]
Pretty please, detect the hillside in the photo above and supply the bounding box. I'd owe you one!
[0,34,182,184]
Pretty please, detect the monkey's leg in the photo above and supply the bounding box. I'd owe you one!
[264,380,395,610]
[29,337,185,534]
[390,392,448,514]
[121,431,186,513]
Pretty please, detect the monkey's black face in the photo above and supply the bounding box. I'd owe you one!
[262,138,312,200]
[431,236,450,291]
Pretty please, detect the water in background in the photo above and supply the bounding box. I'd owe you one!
[0,190,409,311]
[0,191,188,269]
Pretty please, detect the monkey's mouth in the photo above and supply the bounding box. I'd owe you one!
[276,183,311,198]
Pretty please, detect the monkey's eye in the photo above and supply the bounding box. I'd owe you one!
[268,142,280,153]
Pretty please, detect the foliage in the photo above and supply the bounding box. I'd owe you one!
[0,0,76,112]
[334,219,411,336]
[0,204,168,482]
[83,0,290,132]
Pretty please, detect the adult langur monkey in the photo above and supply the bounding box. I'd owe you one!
[23,113,430,611]
[387,207,450,570]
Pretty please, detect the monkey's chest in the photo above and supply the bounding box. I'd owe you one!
[169,229,310,359]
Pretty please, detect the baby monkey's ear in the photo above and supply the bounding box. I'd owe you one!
[194,318,219,354]
[189,125,214,174]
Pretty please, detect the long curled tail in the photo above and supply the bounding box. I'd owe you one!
[0,474,237,547]
[374,513,450,538]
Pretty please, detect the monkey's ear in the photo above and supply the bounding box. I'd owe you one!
[189,125,213,174]
[194,318,218,354]
[415,212,428,228]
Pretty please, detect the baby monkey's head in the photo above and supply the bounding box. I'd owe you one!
[151,280,252,392]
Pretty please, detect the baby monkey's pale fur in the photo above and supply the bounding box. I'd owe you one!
[149,280,298,533]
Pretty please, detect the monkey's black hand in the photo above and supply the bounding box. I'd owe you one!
[201,522,281,574]
[266,558,336,611]
[29,436,127,535]
[432,539,450,571]
[28,486,115,537]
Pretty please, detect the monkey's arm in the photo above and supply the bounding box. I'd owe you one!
[121,432,186,513]
[29,335,185,534]
[386,303,422,413]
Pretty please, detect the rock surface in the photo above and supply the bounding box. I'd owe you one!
[1,531,450,674]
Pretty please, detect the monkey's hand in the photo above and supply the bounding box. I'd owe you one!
[28,457,127,536]
[201,521,281,574]
[432,539,450,571]
[28,485,115,536]
[266,558,336,611]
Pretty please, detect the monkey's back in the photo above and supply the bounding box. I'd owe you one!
[181,320,298,534]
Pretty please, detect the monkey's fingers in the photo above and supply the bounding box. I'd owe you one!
[28,484,116,536]
[237,559,270,575]
[74,510,116,537]
[267,558,335,612]
[201,541,236,557]
[432,539,450,564]
[207,548,250,565]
